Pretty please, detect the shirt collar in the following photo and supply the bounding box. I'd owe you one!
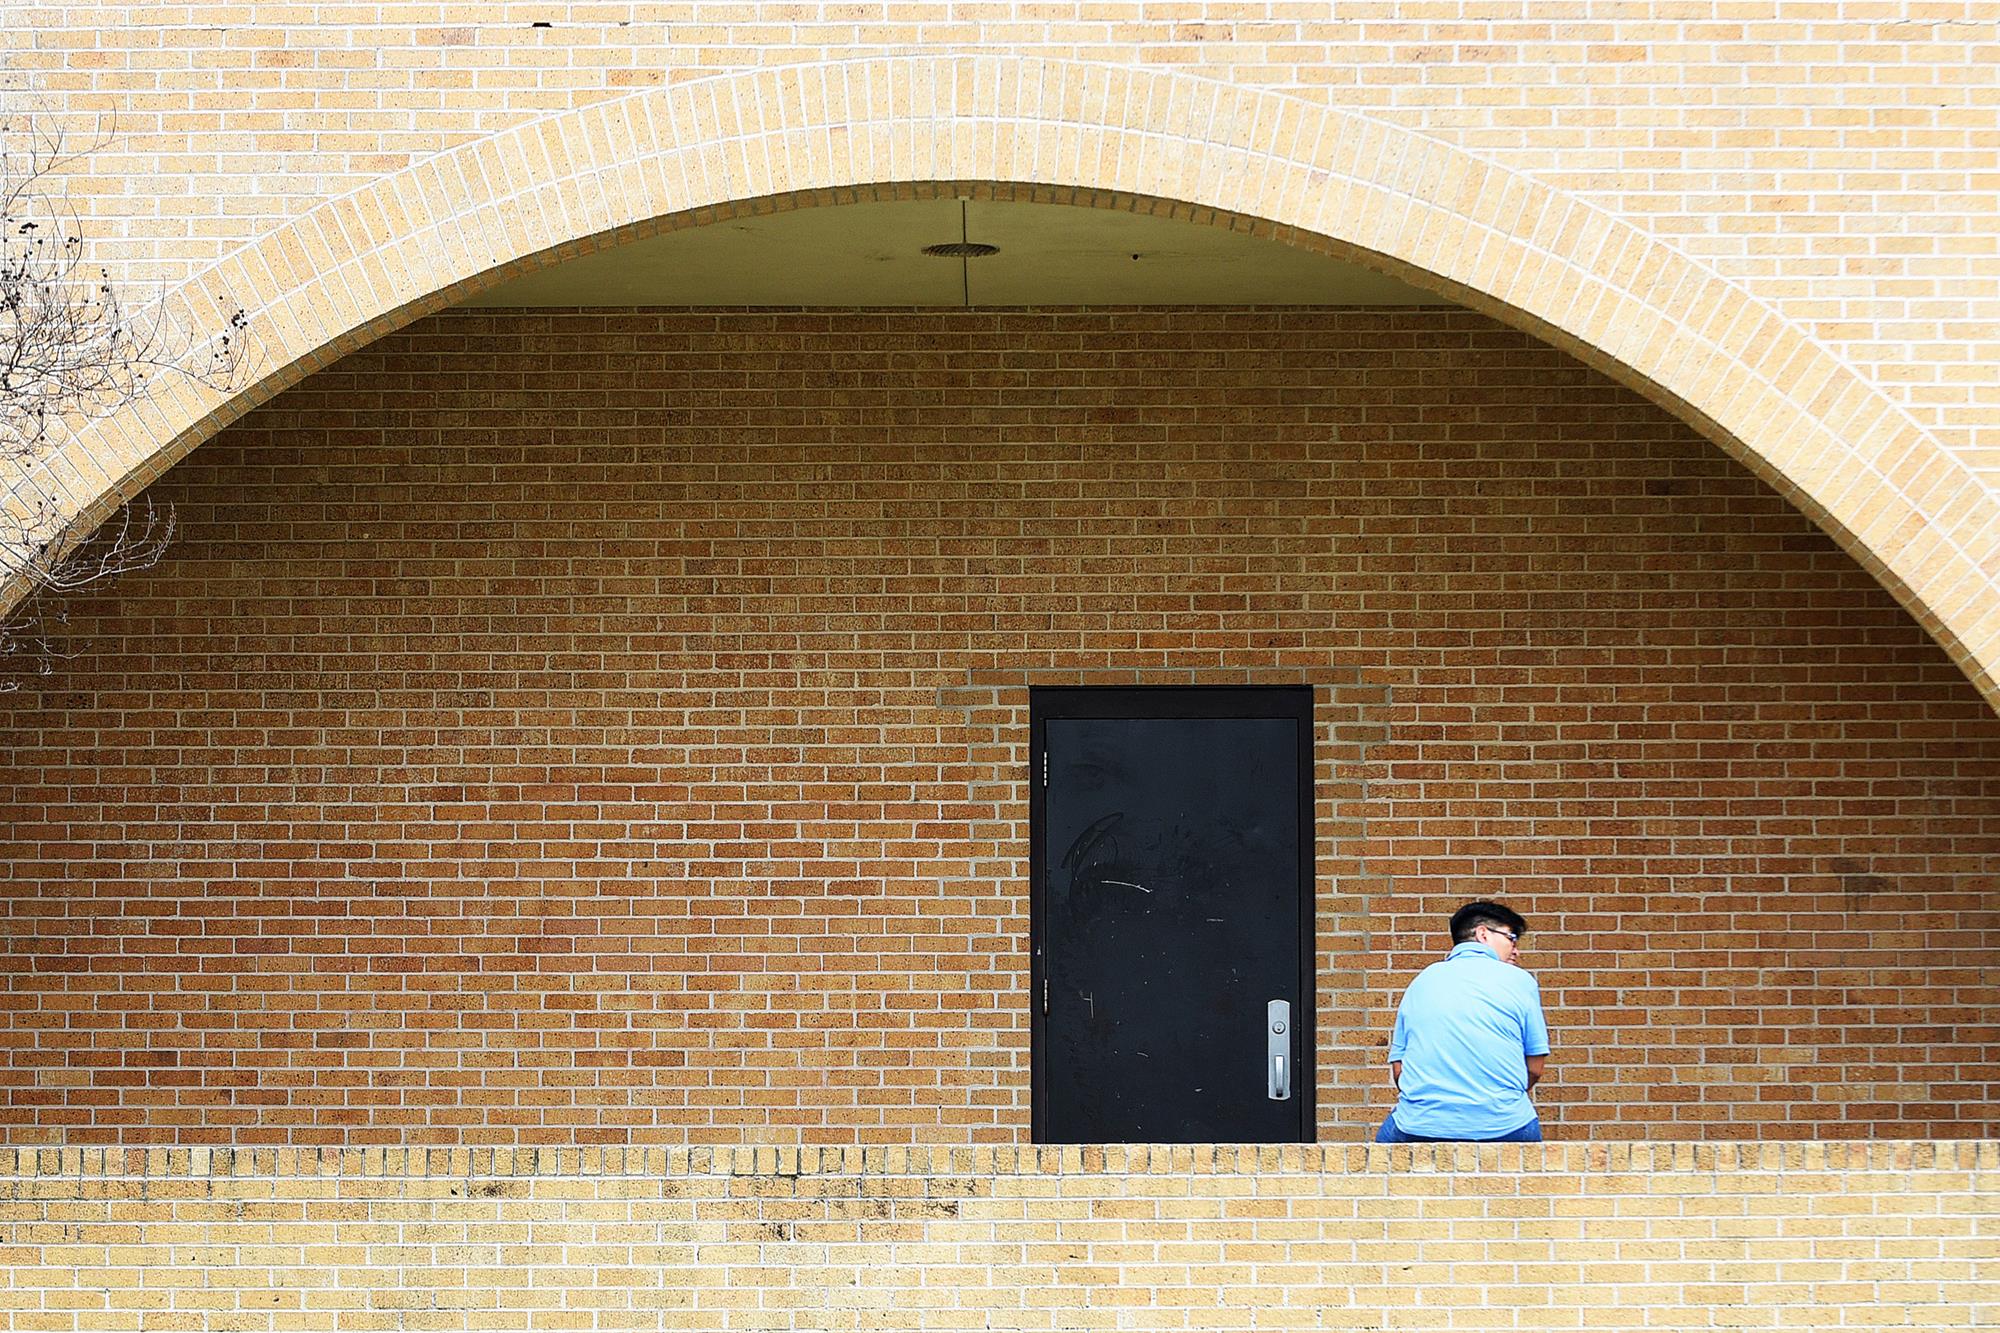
[1447,941,1500,961]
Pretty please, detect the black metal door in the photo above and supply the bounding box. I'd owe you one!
[1032,687,1313,1143]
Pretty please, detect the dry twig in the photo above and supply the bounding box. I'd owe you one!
[0,109,251,688]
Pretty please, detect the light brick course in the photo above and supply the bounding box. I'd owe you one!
[0,1142,1988,1331]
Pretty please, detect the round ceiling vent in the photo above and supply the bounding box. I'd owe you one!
[921,241,1000,258]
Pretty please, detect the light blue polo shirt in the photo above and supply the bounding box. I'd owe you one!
[1388,941,1549,1139]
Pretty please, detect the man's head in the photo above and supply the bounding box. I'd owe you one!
[1449,900,1528,962]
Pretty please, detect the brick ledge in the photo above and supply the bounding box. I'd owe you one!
[1,1141,1991,1178]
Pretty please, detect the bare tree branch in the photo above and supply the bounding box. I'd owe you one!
[0,108,254,690]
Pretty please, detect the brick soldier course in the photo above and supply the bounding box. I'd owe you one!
[1,8,1997,1331]
[0,1143,1989,1332]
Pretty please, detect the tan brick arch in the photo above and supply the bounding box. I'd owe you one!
[16,54,2000,707]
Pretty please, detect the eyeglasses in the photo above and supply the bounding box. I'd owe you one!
[1479,925,1519,944]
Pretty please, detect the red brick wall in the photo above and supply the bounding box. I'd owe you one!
[1,308,1994,1146]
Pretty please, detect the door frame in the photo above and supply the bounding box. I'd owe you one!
[1028,685,1317,1143]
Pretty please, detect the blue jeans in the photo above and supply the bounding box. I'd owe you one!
[1376,1113,1542,1144]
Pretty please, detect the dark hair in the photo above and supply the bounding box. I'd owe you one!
[1449,900,1528,944]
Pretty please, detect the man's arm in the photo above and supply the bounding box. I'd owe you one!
[1521,978,1550,1091]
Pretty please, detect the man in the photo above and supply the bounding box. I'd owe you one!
[1378,900,1549,1143]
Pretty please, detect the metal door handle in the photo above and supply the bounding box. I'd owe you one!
[1267,999,1291,1100]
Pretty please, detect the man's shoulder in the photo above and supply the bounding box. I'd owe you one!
[1414,950,1542,999]
[1405,956,1459,990]
[1469,952,1540,992]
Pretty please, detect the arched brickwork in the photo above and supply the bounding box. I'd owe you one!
[13,54,2000,708]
